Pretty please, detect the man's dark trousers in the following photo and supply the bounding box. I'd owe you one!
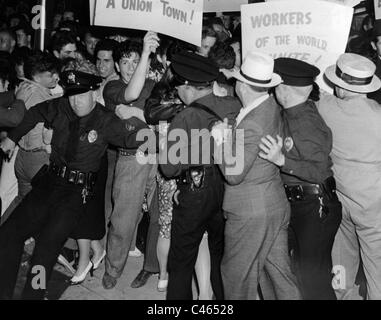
[167,166,225,300]
[288,192,342,300]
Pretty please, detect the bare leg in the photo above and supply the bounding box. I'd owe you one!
[157,236,170,281]
[195,233,214,300]
[91,240,105,262]
[75,239,91,276]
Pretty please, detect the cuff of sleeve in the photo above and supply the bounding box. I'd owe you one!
[283,157,296,175]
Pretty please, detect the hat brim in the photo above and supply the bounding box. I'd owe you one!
[232,70,282,88]
[64,86,94,97]
[324,65,381,93]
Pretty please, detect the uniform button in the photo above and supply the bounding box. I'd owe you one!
[290,170,294,174]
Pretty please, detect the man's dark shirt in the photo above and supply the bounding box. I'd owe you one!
[281,100,333,184]
[8,98,149,173]
[160,93,241,178]
[0,91,26,128]
[103,78,156,112]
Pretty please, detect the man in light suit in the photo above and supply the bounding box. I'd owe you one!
[212,52,300,300]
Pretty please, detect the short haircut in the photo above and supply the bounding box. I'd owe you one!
[51,31,77,53]
[61,57,99,76]
[113,40,143,63]
[24,52,60,80]
[94,39,119,59]
[209,41,235,69]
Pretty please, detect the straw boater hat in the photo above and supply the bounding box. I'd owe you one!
[232,51,282,88]
[324,53,381,93]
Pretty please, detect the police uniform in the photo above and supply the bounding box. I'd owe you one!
[274,58,342,300]
[160,51,241,300]
[0,70,149,300]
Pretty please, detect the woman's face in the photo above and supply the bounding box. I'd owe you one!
[198,36,217,57]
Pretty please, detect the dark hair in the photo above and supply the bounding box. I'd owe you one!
[94,39,119,59]
[24,52,60,80]
[309,82,320,102]
[209,41,235,69]
[0,56,16,90]
[51,31,77,53]
[202,26,217,41]
[12,21,33,37]
[113,40,143,63]
[12,46,32,66]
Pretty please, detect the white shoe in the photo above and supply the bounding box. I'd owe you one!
[128,248,142,257]
[69,262,94,285]
[157,279,168,292]
[57,254,76,274]
[92,250,106,270]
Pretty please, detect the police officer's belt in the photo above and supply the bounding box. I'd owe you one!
[284,176,336,202]
[176,165,217,189]
[118,148,138,157]
[48,163,97,187]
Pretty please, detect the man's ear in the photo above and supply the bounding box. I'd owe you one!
[53,50,60,59]
[371,41,377,51]
[115,62,120,73]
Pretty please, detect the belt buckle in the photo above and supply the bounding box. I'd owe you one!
[285,185,304,201]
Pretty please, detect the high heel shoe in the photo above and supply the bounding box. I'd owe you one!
[69,262,94,285]
[92,250,106,270]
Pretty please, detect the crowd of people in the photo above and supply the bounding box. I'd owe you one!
[0,1,381,300]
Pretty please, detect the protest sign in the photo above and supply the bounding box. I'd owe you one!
[94,0,203,46]
[90,0,96,25]
[204,0,248,13]
[242,0,353,91]
[266,0,361,7]
[375,0,381,20]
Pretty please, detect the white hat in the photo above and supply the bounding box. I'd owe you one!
[232,51,282,88]
[325,53,381,93]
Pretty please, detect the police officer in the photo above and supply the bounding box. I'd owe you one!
[160,51,241,300]
[0,69,150,300]
[259,58,342,300]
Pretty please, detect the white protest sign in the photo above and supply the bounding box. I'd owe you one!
[204,0,248,13]
[90,0,96,25]
[374,0,381,20]
[95,0,204,46]
[266,0,361,7]
[242,0,353,91]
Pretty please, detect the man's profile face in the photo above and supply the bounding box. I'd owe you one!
[97,50,115,79]
[177,84,194,106]
[372,36,381,56]
[34,71,60,89]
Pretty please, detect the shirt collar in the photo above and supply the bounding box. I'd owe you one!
[236,94,269,126]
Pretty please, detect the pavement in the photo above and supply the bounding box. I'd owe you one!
[58,255,165,300]
[14,242,166,300]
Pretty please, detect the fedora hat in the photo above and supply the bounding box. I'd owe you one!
[324,53,381,93]
[232,51,282,88]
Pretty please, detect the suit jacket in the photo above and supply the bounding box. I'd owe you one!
[219,95,287,216]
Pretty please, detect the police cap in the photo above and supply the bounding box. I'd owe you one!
[61,70,103,96]
[274,58,320,86]
[171,51,219,87]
